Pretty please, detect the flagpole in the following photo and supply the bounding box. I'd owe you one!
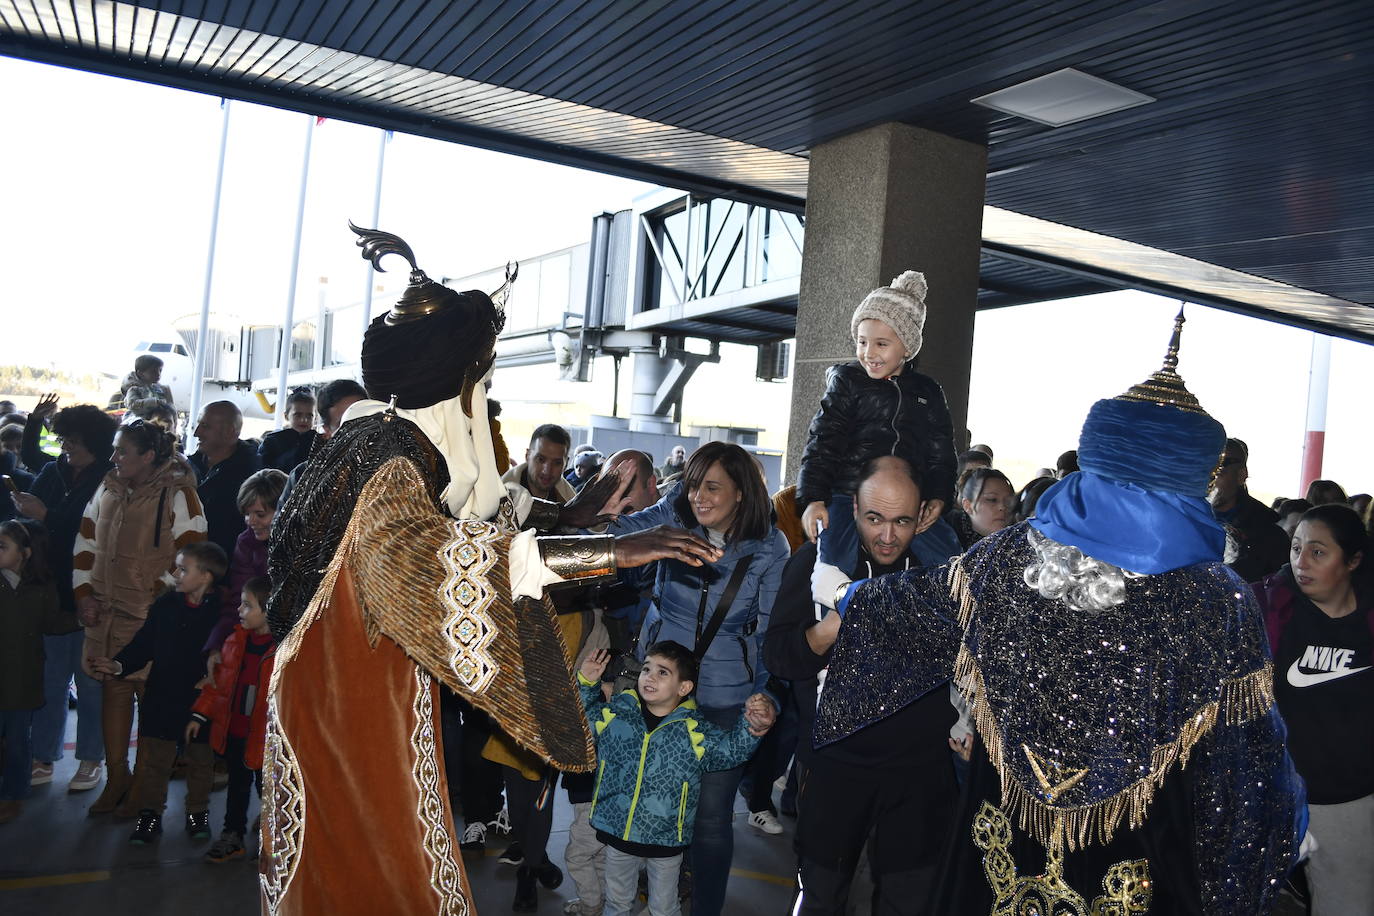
[274,114,317,429]
[359,129,389,350]
[189,98,231,449]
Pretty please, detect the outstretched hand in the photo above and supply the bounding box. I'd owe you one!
[581,648,610,683]
[614,525,722,569]
[559,462,634,529]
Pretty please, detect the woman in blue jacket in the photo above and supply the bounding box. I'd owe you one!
[607,441,790,916]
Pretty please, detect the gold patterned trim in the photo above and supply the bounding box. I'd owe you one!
[437,522,503,694]
[973,801,1152,915]
[260,693,306,916]
[411,666,469,916]
[950,569,1276,853]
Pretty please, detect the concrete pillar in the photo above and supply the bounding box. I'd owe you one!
[784,122,987,485]
[628,347,675,434]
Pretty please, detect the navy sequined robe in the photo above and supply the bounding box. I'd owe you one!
[814,522,1305,916]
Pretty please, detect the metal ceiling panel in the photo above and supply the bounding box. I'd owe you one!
[2,0,1371,337]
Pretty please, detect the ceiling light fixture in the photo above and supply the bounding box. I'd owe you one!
[972,68,1154,127]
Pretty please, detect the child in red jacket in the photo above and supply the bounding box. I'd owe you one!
[186,575,275,863]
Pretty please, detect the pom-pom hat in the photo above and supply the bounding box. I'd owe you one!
[1029,308,1228,574]
[850,270,928,358]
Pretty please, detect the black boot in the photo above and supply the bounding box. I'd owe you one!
[535,855,564,889]
[512,865,537,912]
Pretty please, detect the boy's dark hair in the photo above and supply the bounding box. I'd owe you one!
[50,404,119,459]
[644,640,700,686]
[316,379,368,419]
[179,540,229,581]
[241,575,272,612]
[286,386,317,408]
[529,423,571,448]
[0,519,51,584]
[134,354,164,375]
[237,468,289,513]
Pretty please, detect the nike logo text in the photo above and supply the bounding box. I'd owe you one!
[1287,645,1371,688]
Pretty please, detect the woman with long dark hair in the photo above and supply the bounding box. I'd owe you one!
[1255,504,1374,914]
[608,441,789,916]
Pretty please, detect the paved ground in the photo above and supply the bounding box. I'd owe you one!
[0,735,1309,914]
[0,746,797,915]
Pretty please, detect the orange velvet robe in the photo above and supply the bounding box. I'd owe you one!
[260,458,594,916]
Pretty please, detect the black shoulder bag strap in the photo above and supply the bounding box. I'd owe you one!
[693,555,754,660]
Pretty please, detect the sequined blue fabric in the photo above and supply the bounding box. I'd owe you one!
[814,523,1305,913]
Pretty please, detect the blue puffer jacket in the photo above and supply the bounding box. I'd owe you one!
[580,676,759,848]
[609,483,790,710]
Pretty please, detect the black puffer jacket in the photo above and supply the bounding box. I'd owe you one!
[797,361,957,508]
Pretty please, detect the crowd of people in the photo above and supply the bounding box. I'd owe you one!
[0,260,1369,916]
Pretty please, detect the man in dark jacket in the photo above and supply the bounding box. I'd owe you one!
[1210,438,1289,583]
[764,455,957,915]
[189,401,262,563]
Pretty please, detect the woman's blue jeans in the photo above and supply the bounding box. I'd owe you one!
[690,704,752,916]
[31,630,104,763]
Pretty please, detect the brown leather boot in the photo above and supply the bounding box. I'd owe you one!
[88,764,130,816]
[90,678,136,816]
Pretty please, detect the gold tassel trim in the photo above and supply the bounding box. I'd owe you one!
[267,467,383,694]
[950,574,1277,854]
[947,555,977,630]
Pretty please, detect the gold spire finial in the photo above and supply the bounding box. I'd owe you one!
[1116,305,1206,414]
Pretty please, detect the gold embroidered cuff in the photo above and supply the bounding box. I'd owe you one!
[538,535,617,585]
[524,498,561,531]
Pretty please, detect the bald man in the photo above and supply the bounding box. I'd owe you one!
[189,400,262,562]
[765,456,956,915]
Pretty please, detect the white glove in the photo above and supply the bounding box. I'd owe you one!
[1298,828,1319,862]
[811,562,852,610]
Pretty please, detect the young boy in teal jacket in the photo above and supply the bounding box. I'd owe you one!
[578,641,773,916]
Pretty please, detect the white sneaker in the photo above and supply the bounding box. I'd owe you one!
[489,806,512,838]
[460,820,487,851]
[30,761,54,786]
[68,760,103,793]
[748,810,784,835]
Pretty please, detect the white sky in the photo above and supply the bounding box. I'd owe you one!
[3,56,1370,505]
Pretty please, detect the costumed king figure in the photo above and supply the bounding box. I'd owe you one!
[809,310,1309,915]
[259,225,721,916]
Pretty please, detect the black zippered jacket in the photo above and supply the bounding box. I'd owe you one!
[796,361,957,508]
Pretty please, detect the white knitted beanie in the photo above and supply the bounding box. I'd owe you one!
[850,270,928,358]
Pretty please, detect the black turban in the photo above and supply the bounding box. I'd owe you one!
[360,287,505,410]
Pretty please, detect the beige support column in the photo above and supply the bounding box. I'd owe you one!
[784,122,987,490]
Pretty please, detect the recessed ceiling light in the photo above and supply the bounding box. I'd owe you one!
[972,68,1154,127]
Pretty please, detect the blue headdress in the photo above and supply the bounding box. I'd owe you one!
[1029,309,1227,574]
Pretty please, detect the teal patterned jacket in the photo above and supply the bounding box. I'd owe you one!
[578,675,760,848]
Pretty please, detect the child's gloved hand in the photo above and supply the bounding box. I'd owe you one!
[580,648,610,683]
[811,562,852,611]
[801,501,829,543]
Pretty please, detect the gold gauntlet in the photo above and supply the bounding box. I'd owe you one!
[537,535,617,584]
[524,497,561,532]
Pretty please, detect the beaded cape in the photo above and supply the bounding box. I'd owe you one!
[268,411,448,642]
[814,522,1303,912]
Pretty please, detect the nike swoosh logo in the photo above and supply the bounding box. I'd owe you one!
[1286,659,1373,687]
